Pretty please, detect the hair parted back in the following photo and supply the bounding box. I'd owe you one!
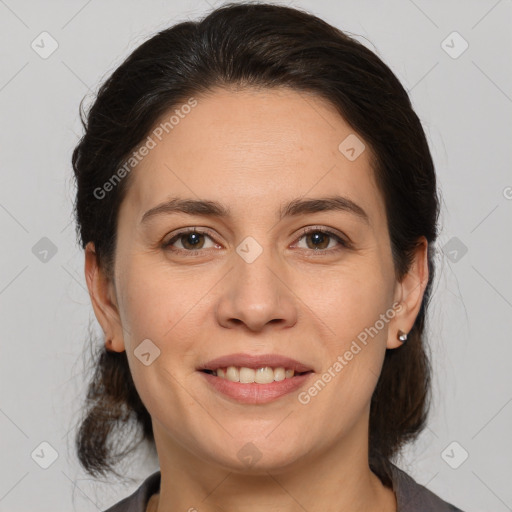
[72,1,439,486]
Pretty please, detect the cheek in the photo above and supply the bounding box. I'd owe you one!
[116,258,216,393]
[304,261,392,404]
[116,262,211,427]
[116,258,212,347]
[307,260,393,344]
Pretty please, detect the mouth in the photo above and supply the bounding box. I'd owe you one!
[197,353,315,404]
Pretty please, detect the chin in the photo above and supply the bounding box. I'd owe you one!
[203,439,307,475]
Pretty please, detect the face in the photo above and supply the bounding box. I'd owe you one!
[86,86,427,474]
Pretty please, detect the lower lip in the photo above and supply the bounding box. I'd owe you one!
[199,371,314,404]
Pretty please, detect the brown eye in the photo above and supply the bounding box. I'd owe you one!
[304,231,331,250]
[295,228,349,253]
[163,229,217,253]
[177,232,205,250]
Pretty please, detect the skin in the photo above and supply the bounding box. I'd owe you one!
[85,86,428,512]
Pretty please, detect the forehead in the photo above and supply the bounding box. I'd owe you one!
[122,86,384,223]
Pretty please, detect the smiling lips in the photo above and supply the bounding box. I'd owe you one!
[198,353,314,403]
[199,353,313,378]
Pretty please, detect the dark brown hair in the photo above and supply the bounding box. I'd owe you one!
[72,1,439,486]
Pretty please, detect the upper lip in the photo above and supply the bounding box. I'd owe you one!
[198,353,314,373]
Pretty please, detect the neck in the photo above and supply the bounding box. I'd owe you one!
[150,417,396,512]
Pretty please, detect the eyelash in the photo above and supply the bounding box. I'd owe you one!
[162,226,351,256]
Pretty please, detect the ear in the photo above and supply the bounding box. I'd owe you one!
[387,236,429,349]
[84,241,126,353]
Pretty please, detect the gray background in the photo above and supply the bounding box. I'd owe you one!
[0,0,511,510]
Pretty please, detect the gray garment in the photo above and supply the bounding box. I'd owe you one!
[103,463,464,512]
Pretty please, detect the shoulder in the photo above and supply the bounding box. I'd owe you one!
[389,463,465,512]
[102,471,161,512]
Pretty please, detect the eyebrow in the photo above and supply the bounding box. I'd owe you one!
[140,195,369,225]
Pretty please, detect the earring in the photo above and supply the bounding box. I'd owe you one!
[397,330,408,344]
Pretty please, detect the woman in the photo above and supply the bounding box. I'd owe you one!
[72,2,465,511]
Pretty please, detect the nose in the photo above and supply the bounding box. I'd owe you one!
[215,244,298,333]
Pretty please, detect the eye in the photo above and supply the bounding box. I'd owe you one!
[293,227,350,253]
[163,229,218,255]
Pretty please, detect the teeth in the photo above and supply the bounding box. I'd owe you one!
[239,367,255,383]
[216,366,298,383]
[273,367,286,381]
[225,366,239,381]
[254,367,274,384]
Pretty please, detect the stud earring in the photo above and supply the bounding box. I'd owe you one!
[397,330,408,344]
